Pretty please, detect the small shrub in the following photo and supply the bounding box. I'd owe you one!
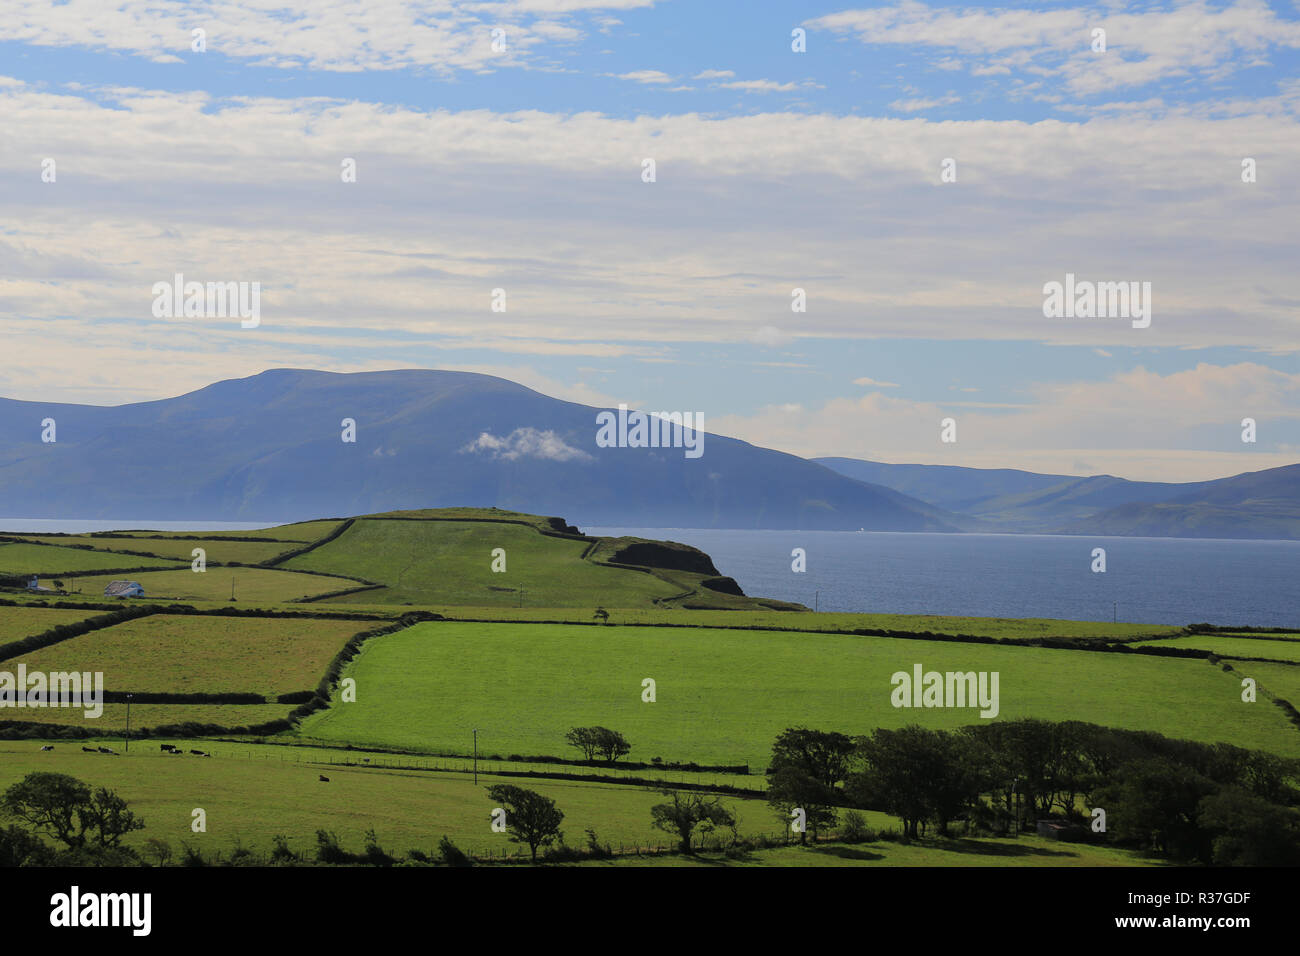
[840,810,874,844]
[437,835,473,867]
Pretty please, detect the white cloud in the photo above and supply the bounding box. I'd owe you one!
[710,363,1300,481]
[609,69,673,83]
[461,427,594,462]
[807,1,1300,96]
[854,376,901,388]
[693,69,735,79]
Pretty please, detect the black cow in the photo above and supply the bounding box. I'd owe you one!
[189,749,206,756]
[82,746,96,753]
[39,745,54,752]
[98,747,116,755]
[160,744,176,752]
[319,775,329,782]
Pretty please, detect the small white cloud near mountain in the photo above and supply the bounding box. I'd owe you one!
[462,427,593,462]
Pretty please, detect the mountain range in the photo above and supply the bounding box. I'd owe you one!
[0,368,1293,538]
[815,457,1300,539]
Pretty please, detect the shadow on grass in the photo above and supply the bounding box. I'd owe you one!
[808,845,885,862]
[898,837,1084,859]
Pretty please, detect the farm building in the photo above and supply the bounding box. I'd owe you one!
[104,580,145,598]
[25,575,55,593]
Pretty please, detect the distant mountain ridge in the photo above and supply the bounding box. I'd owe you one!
[0,368,961,532]
[815,457,1300,539]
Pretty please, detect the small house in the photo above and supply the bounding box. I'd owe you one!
[104,580,145,598]
[26,575,54,593]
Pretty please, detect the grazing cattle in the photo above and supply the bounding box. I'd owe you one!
[170,750,183,755]
[319,775,329,782]
[98,747,117,755]
[40,745,54,751]
[82,746,96,753]
[362,757,370,763]
[189,749,207,756]
[161,744,176,752]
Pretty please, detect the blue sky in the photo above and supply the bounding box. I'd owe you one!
[1,0,1297,479]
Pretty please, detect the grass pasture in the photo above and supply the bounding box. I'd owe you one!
[0,740,1156,865]
[0,703,291,732]
[429,606,1180,640]
[0,606,109,646]
[1230,660,1300,706]
[12,536,299,565]
[0,542,181,576]
[284,518,687,608]
[5,614,370,696]
[300,622,1300,766]
[69,566,360,604]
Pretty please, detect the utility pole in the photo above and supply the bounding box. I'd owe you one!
[815,590,820,613]
[473,729,479,785]
[1113,602,1117,623]
[230,577,236,602]
[125,694,133,752]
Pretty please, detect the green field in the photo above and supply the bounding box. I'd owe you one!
[0,741,1157,864]
[0,542,181,575]
[429,606,1180,640]
[7,614,369,696]
[0,703,291,731]
[1134,634,1300,662]
[284,518,688,607]
[70,566,359,603]
[1231,660,1300,706]
[0,606,108,646]
[14,536,300,565]
[300,622,1300,765]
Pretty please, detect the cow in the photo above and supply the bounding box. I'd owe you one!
[189,749,207,756]
[160,744,176,752]
[319,775,330,782]
[82,746,96,753]
[362,757,370,763]
[98,747,117,755]
[40,745,54,751]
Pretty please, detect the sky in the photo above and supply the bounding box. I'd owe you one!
[1,0,1297,481]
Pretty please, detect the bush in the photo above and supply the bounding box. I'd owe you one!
[269,834,296,864]
[840,810,874,844]
[362,828,396,867]
[315,829,353,865]
[179,842,208,867]
[437,835,473,867]
[584,827,613,859]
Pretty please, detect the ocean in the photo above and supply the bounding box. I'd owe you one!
[584,528,1300,628]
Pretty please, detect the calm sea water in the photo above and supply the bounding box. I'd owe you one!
[585,528,1300,628]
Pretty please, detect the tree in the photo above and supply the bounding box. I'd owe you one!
[848,726,982,839]
[0,772,144,850]
[592,727,631,763]
[593,607,609,624]
[650,790,736,853]
[565,726,629,763]
[565,727,600,761]
[486,784,564,862]
[766,728,855,843]
[1197,787,1300,866]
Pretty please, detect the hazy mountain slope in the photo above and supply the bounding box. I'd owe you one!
[0,369,961,531]
[816,456,1298,538]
